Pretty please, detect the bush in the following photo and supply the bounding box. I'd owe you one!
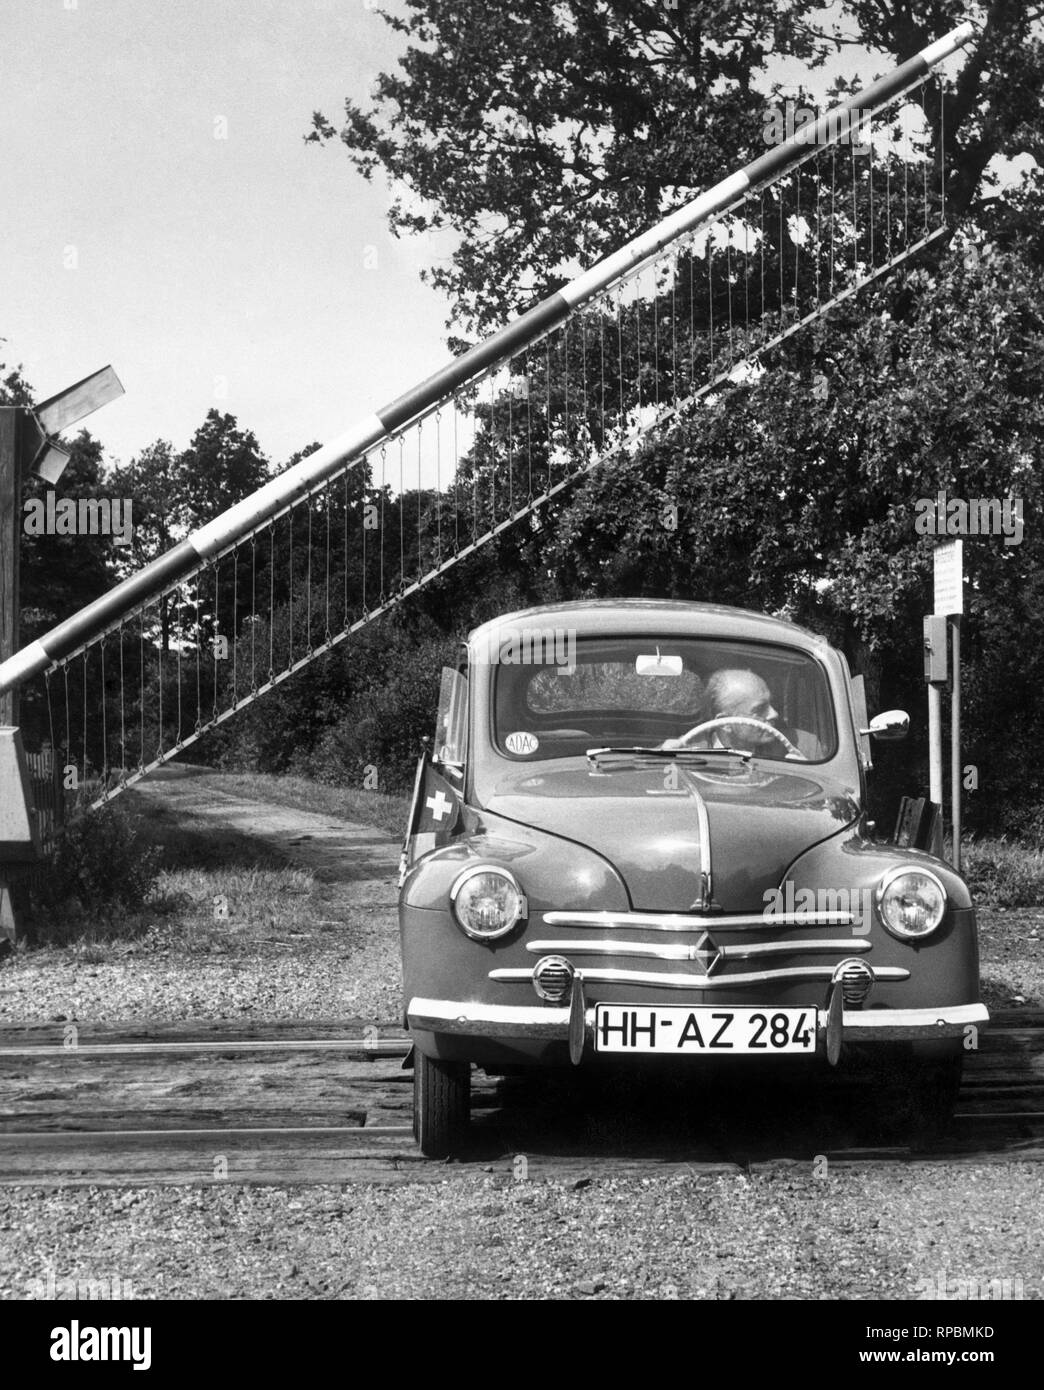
[303,631,452,793]
[26,805,162,944]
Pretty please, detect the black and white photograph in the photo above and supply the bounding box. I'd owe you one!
[0,0,1042,1336]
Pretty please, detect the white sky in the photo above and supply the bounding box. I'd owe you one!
[0,1,985,473]
[0,0,456,469]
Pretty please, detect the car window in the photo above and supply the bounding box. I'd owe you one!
[492,637,837,762]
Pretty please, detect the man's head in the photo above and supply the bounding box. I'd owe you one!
[704,669,780,749]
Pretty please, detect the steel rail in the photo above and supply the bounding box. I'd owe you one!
[0,1039,411,1058]
[0,1125,414,1139]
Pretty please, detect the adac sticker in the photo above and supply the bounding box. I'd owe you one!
[505,731,539,755]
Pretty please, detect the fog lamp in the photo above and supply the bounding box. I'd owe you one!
[832,957,875,1007]
[532,955,574,1003]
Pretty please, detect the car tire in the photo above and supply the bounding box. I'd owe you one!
[413,1051,470,1158]
[863,1053,963,1146]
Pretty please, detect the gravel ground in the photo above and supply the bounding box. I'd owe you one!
[1,1167,1040,1300]
[977,907,1044,1009]
[0,891,404,1028]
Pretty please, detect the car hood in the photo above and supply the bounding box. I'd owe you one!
[482,761,859,912]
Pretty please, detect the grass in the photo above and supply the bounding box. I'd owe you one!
[960,836,1044,909]
[129,792,331,950]
[16,764,408,953]
[19,784,332,952]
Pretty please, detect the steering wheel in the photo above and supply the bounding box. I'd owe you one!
[671,715,805,760]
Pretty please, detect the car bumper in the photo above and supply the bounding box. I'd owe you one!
[408,996,990,1046]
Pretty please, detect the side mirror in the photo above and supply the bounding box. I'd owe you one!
[862,709,910,741]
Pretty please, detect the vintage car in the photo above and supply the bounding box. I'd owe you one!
[398,599,987,1156]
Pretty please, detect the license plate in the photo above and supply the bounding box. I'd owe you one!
[594,1005,817,1054]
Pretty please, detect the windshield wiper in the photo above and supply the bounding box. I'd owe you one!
[586,745,752,768]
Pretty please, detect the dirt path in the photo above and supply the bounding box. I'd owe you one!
[130,763,400,884]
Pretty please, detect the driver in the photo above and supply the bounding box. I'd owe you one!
[663,668,823,760]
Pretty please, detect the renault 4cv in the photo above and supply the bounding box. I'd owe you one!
[398,600,986,1156]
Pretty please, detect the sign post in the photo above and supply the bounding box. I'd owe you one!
[923,613,947,857]
[951,612,962,873]
[0,410,21,728]
[932,540,963,871]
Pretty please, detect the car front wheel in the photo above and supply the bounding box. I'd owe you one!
[413,1051,470,1158]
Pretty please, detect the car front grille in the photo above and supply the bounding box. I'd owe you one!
[488,908,909,991]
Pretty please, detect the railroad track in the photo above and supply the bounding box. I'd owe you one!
[0,1009,1041,1185]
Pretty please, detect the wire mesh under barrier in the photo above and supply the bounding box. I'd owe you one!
[15,80,950,812]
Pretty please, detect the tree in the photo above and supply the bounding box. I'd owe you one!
[309,1,1042,337]
[109,439,186,573]
[0,350,33,408]
[108,412,271,654]
[176,409,270,526]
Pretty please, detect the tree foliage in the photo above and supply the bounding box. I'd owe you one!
[310,0,1043,335]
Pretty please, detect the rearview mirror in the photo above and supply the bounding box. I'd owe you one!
[862,709,909,741]
[635,653,683,676]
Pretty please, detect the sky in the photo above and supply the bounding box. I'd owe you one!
[0,0,457,469]
[1,2,985,474]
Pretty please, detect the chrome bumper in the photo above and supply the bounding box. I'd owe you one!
[408,997,990,1044]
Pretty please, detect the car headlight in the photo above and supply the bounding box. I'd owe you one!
[449,865,527,941]
[875,867,947,940]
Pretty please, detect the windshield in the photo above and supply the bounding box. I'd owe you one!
[492,636,837,763]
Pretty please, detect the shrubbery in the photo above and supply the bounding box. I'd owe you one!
[201,608,458,793]
[962,838,1044,909]
[26,805,162,944]
[301,632,452,792]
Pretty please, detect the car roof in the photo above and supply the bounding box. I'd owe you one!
[468,599,832,654]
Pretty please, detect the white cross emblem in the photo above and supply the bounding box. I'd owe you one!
[425,790,452,823]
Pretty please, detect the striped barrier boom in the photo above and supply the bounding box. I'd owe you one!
[0,22,974,702]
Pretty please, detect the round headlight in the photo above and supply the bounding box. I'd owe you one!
[876,867,947,940]
[449,865,527,941]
